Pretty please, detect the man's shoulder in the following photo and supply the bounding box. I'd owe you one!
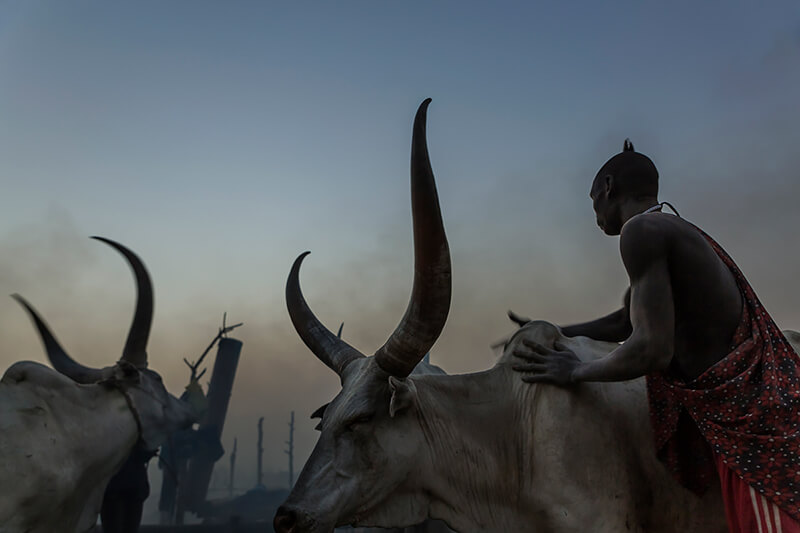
[621,212,699,245]
[620,213,671,252]
[621,213,718,268]
[619,213,701,273]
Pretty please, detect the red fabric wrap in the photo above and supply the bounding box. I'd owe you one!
[715,451,800,532]
[646,222,800,521]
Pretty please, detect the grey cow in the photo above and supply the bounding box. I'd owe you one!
[273,100,733,532]
[0,238,197,532]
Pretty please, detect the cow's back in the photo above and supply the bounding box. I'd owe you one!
[497,321,727,533]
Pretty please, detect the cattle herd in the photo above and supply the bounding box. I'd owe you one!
[2,100,799,532]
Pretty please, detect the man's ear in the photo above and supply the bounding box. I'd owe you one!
[388,376,417,418]
[604,174,614,195]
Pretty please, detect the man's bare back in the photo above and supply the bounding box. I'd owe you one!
[627,212,742,380]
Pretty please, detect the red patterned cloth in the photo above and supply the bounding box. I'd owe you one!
[646,222,800,521]
[715,451,800,532]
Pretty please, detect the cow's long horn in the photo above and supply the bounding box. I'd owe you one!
[374,99,451,377]
[12,294,106,384]
[91,237,151,369]
[286,252,364,375]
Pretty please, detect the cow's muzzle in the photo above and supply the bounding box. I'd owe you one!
[274,505,330,533]
[273,506,296,532]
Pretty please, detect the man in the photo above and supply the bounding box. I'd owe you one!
[511,139,800,533]
[100,443,155,533]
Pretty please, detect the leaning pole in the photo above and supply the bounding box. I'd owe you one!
[180,336,243,516]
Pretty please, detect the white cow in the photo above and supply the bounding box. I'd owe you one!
[0,237,197,533]
[274,100,737,532]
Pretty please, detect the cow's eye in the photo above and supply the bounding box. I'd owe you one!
[345,413,374,430]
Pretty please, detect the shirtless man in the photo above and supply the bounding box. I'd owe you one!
[512,140,800,533]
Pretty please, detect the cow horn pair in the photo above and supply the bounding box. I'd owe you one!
[286,99,452,378]
[13,237,152,384]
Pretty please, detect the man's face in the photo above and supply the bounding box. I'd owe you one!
[590,171,622,236]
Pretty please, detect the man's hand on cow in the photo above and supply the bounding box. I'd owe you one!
[512,339,580,386]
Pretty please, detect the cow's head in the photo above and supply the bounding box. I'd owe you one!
[13,237,198,450]
[274,99,451,532]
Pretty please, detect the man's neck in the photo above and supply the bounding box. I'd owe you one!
[619,197,659,225]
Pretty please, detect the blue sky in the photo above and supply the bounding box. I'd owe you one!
[1,0,799,505]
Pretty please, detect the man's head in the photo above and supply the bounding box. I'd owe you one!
[590,139,659,235]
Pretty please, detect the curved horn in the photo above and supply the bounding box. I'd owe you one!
[374,98,452,377]
[91,236,152,369]
[12,294,106,384]
[286,252,364,376]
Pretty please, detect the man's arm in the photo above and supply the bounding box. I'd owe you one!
[507,289,632,342]
[560,288,632,342]
[513,217,675,384]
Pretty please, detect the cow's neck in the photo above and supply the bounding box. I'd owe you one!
[413,367,531,532]
[67,384,141,531]
[79,383,140,468]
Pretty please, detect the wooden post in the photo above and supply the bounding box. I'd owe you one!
[257,417,264,487]
[173,315,242,524]
[285,411,295,489]
[181,336,243,514]
[229,437,237,499]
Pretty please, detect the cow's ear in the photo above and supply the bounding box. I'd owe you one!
[388,376,417,418]
[101,361,140,387]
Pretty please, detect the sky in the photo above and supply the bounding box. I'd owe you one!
[1,0,799,517]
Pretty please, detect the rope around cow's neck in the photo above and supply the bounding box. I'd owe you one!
[113,382,145,446]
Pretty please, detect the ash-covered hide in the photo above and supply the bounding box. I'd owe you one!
[0,362,137,532]
[0,237,197,533]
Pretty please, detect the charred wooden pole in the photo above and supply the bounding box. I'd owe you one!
[157,446,178,524]
[159,359,210,524]
[257,417,264,487]
[173,449,192,525]
[285,411,295,489]
[229,437,237,499]
[183,336,242,512]
[176,314,243,518]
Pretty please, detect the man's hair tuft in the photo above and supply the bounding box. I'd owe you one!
[623,138,635,152]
